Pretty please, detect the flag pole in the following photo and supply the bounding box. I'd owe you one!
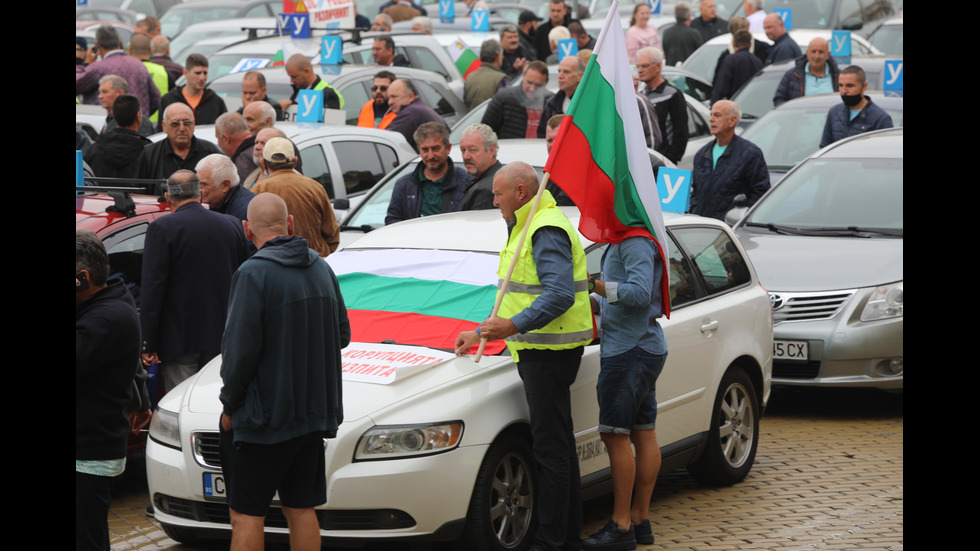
[474,171,551,362]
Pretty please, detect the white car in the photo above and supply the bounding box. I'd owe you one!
[681,30,882,84]
[148,122,416,220]
[147,208,772,548]
[338,139,677,249]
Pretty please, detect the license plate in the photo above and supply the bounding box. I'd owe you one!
[773,340,808,361]
[203,472,227,501]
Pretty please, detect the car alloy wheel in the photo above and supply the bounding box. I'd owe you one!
[460,434,536,551]
[688,367,760,486]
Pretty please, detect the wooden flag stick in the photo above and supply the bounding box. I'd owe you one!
[475,172,552,362]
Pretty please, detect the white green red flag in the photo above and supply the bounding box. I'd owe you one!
[327,249,507,355]
[447,37,481,79]
[544,0,670,316]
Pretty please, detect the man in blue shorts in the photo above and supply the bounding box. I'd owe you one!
[583,236,668,551]
[219,193,350,550]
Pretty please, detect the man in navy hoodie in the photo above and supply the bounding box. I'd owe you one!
[219,193,350,550]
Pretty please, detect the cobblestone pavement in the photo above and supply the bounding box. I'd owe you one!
[108,387,903,550]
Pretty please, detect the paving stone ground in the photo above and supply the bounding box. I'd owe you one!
[108,387,903,550]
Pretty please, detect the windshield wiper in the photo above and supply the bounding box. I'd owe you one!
[746,222,903,237]
[339,224,376,233]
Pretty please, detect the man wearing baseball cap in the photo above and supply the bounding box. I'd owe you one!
[251,137,340,256]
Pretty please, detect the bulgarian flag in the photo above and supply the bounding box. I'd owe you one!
[327,249,507,355]
[544,0,670,316]
[447,37,481,79]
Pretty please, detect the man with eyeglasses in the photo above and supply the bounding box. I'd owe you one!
[481,60,553,139]
[137,103,221,180]
[357,71,397,129]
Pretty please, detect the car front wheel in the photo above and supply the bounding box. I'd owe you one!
[458,433,536,551]
[687,366,760,486]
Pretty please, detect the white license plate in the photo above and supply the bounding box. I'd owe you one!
[773,340,808,361]
[203,472,226,501]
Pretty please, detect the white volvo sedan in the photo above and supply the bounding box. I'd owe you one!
[146,208,772,550]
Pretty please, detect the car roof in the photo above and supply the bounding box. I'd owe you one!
[813,127,903,160]
[345,205,705,254]
[757,91,903,111]
[700,30,880,54]
[75,192,168,234]
[149,121,416,147]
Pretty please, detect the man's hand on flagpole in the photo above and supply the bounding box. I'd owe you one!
[480,315,518,342]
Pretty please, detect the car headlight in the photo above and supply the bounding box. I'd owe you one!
[354,421,463,461]
[148,406,181,450]
[860,281,903,322]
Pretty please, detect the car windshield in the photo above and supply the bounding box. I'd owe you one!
[741,103,904,170]
[870,26,904,55]
[744,157,903,234]
[161,8,241,38]
[327,247,507,354]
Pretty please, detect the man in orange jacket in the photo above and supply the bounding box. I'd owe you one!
[357,70,397,129]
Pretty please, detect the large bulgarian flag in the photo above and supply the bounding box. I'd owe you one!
[327,249,507,355]
[544,0,670,316]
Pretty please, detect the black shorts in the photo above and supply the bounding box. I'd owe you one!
[219,425,327,517]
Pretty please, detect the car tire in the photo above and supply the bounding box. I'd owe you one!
[160,523,202,545]
[687,366,760,486]
[458,433,537,551]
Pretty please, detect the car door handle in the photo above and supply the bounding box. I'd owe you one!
[700,318,719,333]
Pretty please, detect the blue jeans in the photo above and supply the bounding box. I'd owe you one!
[517,348,583,551]
[597,346,667,434]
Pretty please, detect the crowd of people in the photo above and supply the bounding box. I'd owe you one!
[77,2,898,550]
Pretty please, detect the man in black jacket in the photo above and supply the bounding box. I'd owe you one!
[157,53,227,131]
[76,229,142,551]
[139,170,251,391]
[482,61,553,139]
[535,0,573,61]
[84,94,150,178]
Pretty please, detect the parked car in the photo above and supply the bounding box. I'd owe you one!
[168,17,279,63]
[726,0,896,35]
[733,128,903,389]
[867,17,903,55]
[682,30,881,85]
[75,0,180,20]
[159,0,281,38]
[206,65,470,127]
[447,77,712,151]
[148,122,416,219]
[146,206,772,547]
[339,139,676,249]
[678,91,903,176]
[204,32,465,99]
[730,55,901,127]
[735,91,903,184]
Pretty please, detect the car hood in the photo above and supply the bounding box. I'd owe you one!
[181,345,513,422]
[735,232,903,292]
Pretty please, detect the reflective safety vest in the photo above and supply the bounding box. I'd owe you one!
[357,101,396,129]
[143,60,169,124]
[497,190,594,362]
[313,78,345,110]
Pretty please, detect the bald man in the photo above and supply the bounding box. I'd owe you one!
[219,191,349,551]
[279,53,343,112]
[689,100,770,220]
[763,12,801,66]
[773,37,840,106]
[454,161,592,551]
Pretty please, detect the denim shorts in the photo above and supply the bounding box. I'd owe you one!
[597,346,667,434]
